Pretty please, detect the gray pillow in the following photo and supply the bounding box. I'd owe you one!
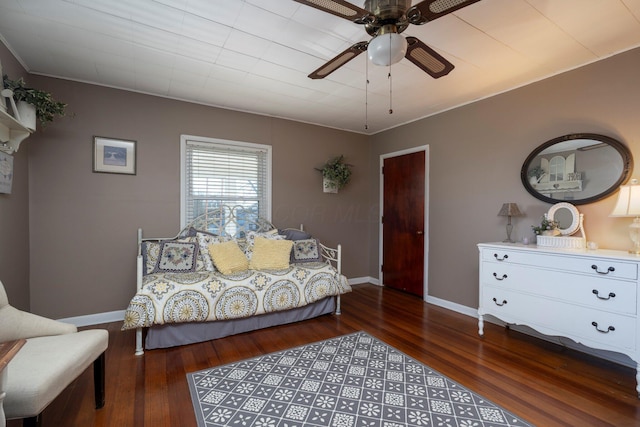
[279,228,312,241]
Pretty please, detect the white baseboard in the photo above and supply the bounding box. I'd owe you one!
[348,276,379,286]
[425,295,478,317]
[425,296,635,369]
[58,310,125,327]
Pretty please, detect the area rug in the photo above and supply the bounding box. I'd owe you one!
[187,331,532,427]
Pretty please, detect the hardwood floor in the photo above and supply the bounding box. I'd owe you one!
[8,284,640,427]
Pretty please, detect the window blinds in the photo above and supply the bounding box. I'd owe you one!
[183,138,270,225]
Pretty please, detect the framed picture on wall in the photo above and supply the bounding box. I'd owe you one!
[93,136,136,175]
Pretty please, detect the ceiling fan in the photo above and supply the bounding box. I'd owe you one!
[294,0,481,79]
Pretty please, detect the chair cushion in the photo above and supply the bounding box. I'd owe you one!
[4,329,109,419]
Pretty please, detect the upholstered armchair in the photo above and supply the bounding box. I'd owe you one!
[0,280,108,427]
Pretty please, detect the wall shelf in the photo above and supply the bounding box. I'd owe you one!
[0,107,31,154]
[532,179,583,193]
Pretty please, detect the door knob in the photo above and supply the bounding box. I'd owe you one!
[416,231,423,235]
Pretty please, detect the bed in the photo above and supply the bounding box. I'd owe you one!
[122,205,351,355]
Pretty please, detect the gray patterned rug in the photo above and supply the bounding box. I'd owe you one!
[187,331,532,426]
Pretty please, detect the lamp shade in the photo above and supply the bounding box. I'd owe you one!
[367,33,407,66]
[497,203,523,217]
[610,180,640,217]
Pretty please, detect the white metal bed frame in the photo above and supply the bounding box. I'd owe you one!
[134,204,342,355]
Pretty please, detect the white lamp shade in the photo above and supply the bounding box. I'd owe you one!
[367,33,407,66]
[610,182,640,217]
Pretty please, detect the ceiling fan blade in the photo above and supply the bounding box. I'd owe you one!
[404,37,454,79]
[407,0,482,25]
[308,41,368,79]
[294,0,375,24]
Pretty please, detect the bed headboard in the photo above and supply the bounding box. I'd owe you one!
[179,205,276,239]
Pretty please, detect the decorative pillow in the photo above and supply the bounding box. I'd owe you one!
[152,241,199,273]
[278,228,312,241]
[249,237,294,270]
[197,232,229,271]
[181,236,208,271]
[244,230,285,259]
[291,238,324,263]
[208,240,249,275]
[141,241,162,275]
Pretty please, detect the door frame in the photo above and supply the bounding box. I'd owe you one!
[379,145,430,301]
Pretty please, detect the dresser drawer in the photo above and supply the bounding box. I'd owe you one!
[480,262,637,314]
[480,286,636,351]
[481,248,638,280]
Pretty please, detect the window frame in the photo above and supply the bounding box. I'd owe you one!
[180,134,272,228]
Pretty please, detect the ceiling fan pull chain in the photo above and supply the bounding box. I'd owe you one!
[388,34,393,115]
[365,58,369,130]
[388,69,393,115]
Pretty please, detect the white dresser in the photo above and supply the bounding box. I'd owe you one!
[478,242,640,396]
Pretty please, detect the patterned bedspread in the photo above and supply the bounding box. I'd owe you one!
[122,262,351,330]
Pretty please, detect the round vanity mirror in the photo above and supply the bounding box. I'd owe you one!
[547,202,581,235]
[521,133,633,205]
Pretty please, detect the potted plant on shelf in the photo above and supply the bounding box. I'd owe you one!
[528,165,545,184]
[317,155,353,193]
[2,75,67,130]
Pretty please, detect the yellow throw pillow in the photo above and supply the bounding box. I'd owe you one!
[208,240,249,275]
[249,237,294,270]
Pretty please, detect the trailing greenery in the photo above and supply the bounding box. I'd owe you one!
[3,75,67,127]
[317,155,353,190]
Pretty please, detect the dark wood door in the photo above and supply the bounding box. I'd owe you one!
[382,151,425,297]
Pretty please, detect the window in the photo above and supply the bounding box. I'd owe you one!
[181,135,272,228]
[548,156,565,182]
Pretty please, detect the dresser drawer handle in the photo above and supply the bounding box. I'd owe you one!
[492,273,508,281]
[592,289,616,300]
[493,253,509,261]
[591,265,615,275]
[591,321,615,333]
[492,298,507,306]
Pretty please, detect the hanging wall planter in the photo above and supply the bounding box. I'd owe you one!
[317,155,352,193]
[2,75,67,129]
[16,100,36,131]
[323,177,339,193]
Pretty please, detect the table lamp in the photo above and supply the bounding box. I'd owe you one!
[610,179,640,254]
[498,203,523,243]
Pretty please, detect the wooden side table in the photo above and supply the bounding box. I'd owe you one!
[0,340,26,427]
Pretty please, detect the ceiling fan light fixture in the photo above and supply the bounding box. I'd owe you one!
[367,32,407,66]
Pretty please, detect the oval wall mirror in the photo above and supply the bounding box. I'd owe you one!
[521,133,633,205]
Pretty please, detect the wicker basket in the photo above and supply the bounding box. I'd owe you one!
[536,235,585,249]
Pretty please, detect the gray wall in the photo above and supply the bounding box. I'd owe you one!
[369,47,640,308]
[0,43,30,310]
[3,40,640,319]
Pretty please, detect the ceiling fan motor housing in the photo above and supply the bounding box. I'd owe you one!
[364,0,411,35]
[363,0,411,19]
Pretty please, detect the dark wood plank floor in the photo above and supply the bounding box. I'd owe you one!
[8,284,640,426]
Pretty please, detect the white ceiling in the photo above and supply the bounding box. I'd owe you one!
[1,0,640,134]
